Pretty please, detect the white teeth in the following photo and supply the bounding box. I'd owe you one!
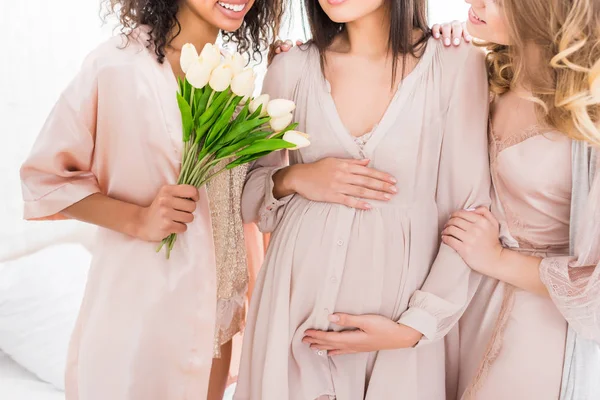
[218,2,245,12]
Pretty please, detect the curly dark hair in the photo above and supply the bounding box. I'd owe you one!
[103,0,285,63]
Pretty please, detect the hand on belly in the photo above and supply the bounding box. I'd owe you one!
[302,313,423,355]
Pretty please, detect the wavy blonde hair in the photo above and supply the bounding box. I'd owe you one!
[485,0,600,145]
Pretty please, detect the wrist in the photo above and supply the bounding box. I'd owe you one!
[127,205,147,239]
[396,324,423,348]
[273,165,298,199]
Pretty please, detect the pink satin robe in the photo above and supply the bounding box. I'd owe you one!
[20,30,219,399]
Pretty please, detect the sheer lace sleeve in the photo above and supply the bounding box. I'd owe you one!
[540,161,600,343]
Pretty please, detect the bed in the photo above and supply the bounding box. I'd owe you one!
[0,350,64,400]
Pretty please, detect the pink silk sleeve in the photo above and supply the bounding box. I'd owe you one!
[540,162,600,343]
[20,55,101,221]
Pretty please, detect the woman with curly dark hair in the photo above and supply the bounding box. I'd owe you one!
[19,1,284,399]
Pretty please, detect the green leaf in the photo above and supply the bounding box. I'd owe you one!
[271,122,299,139]
[196,90,231,127]
[214,130,271,159]
[234,138,295,158]
[226,150,272,169]
[195,87,211,116]
[205,96,243,147]
[177,77,184,95]
[221,116,270,144]
[247,104,263,120]
[177,92,194,142]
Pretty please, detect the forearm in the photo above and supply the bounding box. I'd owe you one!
[62,193,144,238]
[485,249,549,296]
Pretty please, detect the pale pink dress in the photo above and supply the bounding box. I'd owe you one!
[454,91,591,399]
[20,30,219,399]
[235,41,491,400]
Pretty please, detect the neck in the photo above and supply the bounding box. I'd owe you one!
[166,3,220,70]
[343,5,390,58]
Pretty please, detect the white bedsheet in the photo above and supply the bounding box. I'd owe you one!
[0,350,64,400]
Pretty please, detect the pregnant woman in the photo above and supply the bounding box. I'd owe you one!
[235,0,491,399]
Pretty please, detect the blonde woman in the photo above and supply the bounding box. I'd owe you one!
[431,0,600,399]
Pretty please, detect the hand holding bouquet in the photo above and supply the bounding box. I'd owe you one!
[157,43,310,258]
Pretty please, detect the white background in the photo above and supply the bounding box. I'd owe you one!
[0,0,470,247]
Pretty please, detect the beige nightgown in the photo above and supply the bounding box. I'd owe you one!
[235,40,491,400]
[455,91,571,399]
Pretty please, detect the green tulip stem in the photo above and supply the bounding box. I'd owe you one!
[189,87,195,110]
[206,90,216,108]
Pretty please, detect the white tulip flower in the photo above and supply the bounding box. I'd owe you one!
[231,69,256,98]
[199,43,222,71]
[267,99,296,119]
[249,94,270,115]
[283,130,310,150]
[225,52,246,75]
[269,112,293,132]
[186,59,212,89]
[209,64,234,92]
[180,43,198,73]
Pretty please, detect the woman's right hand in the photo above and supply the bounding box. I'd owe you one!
[431,20,471,46]
[274,158,397,210]
[136,185,199,242]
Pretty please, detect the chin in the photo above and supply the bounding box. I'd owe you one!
[319,0,384,24]
[214,17,246,32]
[211,1,253,32]
[465,21,490,42]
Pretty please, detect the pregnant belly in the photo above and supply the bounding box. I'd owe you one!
[278,199,438,330]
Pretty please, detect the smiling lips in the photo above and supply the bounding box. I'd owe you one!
[217,1,246,13]
[469,7,486,25]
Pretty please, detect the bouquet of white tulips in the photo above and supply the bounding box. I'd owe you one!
[157,43,310,258]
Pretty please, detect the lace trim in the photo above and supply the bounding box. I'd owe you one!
[462,285,516,399]
[353,130,375,149]
[489,124,545,164]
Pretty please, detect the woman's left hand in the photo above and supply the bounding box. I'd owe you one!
[441,206,503,275]
[303,313,422,356]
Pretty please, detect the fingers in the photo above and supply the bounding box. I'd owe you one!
[281,39,293,52]
[328,349,356,356]
[341,184,393,202]
[441,23,452,46]
[462,21,472,42]
[167,209,195,224]
[444,217,471,232]
[335,194,372,210]
[450,209,482,223]
[432,24,441,39]
[345,158,371,166]
[348,163,397,184]
[441,225,468,242]
[474,206,497,226]
[442,234,464,252]
[302,336,337,350]
[296,40,304,46]
[346,174,397,194]
[329,313,363,329]
[168,221,188,235]
[170,197,197,213]
[272,39,282,54]
[304,330,344,343]
[169,184,199,201]
[451,20,463,46]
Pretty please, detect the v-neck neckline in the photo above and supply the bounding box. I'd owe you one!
[316,38,436,159]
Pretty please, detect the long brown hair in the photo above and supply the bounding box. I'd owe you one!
[103,0,285,64]
[302,0,430,83]
[485,0,600,145]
